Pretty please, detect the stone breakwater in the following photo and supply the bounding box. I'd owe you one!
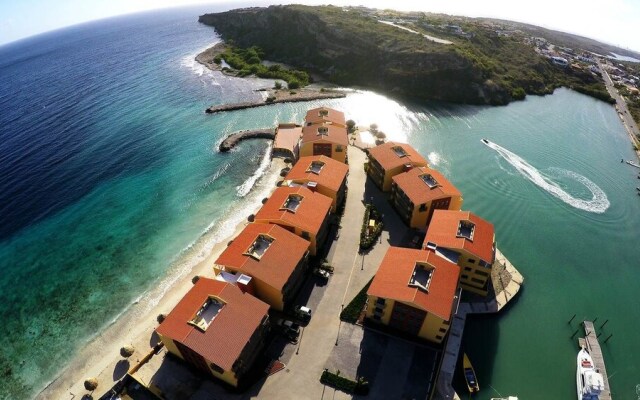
[218,129,275,152]
[205,90,346,114]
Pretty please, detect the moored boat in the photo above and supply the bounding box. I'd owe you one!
[577,347,604,400]
[463,353,480,393]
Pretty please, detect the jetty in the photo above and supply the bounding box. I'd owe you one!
[625,160,640,169]
[206,90,346,114]
[218,129,275,152]
[579,320,612,400]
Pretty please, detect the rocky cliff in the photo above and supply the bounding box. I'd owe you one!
[199,6,511,105]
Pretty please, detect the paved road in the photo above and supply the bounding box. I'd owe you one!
[597,61,640,156]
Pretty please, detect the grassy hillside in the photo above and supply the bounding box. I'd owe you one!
[199,5,612,106]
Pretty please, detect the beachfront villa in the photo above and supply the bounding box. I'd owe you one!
[366,141,428,191]
[304,106,346,127]
[254,185,333,255]
[299,123,348,163]
[424,210,496,296]
[283,155,349,211]
[156,278,270,388]
[213,223,310,311]
[272,123,302,160]
[365,247,461,344]
[390,166,463,229]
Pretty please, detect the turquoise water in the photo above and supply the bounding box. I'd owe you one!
[1,5,638,399]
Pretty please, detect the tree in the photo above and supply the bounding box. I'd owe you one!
[369,123,378,133]
[346,119,356,133]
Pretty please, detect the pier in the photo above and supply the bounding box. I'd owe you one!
[579,320,612,400]
[218,128,275,152]
[205,90,346,114]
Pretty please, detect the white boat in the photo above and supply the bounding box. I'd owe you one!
[491,397,518,400]
[481,138,490,145]
[577,347,605,400]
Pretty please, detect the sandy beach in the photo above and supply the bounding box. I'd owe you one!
[38,157,286,400]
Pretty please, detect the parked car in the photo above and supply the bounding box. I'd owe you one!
[278,319,300,342]
[294,305,312,323]
[313,268,330,280]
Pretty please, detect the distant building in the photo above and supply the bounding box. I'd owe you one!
[283,155,349,211]
[367,141,429,191]
[214,223,310,310]
[390,166,463,229]
[304,107,346,128]
[255,186,332,255]
[365,247,461,344]
[299,123,349,163]
[156,278,270,388]
[273,123,301,160]
[551,56,569,67]
[424,210,495,295]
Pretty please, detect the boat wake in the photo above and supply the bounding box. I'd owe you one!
[484,140,610,213]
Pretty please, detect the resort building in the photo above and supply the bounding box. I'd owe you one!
[423,210,496,296]
[213,223,310,311]
[367,141,428,191]
[365,247,461,344]
[272,123,302,160]
[156,278,270,388]
[283,155,349,211]
[304,106,346,127]
[390,166,463,229]
[254,186,333,256]
[299,123,348,163]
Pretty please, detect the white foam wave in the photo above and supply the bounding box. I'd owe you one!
[485,141,610,213]
[236,143,272,197]
[427,151,442,166]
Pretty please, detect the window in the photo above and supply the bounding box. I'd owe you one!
[439,327,447,333]
[419,203,427,212]
[464,267,472,271]
[376,298,386,305]
[467,258,475,264]
[336,145,343,152]
[436,335,443,340]
[373,314,381,321]
[461,274,469,279]
[471,277,485,284]
[476,270,489,277]
[301,231,311,240]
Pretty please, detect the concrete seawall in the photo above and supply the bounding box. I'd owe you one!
[206,91,346,114]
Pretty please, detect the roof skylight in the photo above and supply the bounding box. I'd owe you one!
[456,220,475,241]
[244,234,274,260]
[408,263,434,292]
[307,161,325,174]
[190,297,224,331]
[281,194,303,212]
[420,173,440,188]
[392,145,408,158]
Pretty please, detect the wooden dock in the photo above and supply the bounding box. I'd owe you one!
[579,320,612,400]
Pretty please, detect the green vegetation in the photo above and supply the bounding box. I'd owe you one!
[340,278,372,323]
[214,44,309,88]
[200,5,613,105]
[360,204,383,250]
[320,370,370,395]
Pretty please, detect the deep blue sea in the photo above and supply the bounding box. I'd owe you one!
[1,5,639,399]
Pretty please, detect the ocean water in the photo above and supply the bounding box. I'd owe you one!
[1,5,639,399]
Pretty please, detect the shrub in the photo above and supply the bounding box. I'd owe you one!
[511,87,526,100]
[360,204,383,250]
[320,370,369,395]
[288,79,301,89]
[340,279,372,323]
[346,119,356,133]
[274,81,283,90]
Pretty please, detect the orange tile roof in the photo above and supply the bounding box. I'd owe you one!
[255,186,333,235]
[284,155,349,193]
[392,166,461,204]
[274,125,302,154]
[424,210,495,264]
[368,141,428,171]
[301,123,348,146]
[305,107,346,126]
[215,223,309,291]
[156,278,269,371]
[368,247,460,320]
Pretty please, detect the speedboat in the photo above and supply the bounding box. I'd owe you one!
[481,138,490,145]
[491,397,518,400]
[577,347,604,399]
[463,353,480,393]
